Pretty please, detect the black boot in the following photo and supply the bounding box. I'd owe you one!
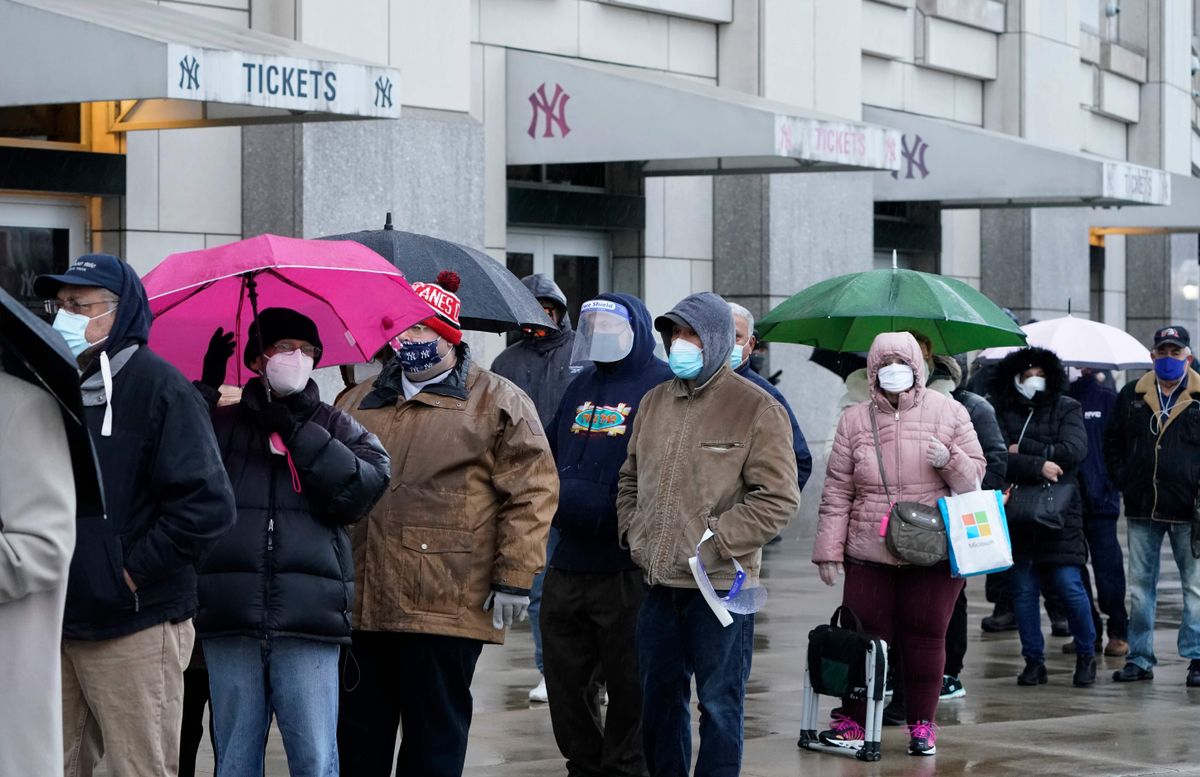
[1073,655,1097,687]
[981,603,1017,632]
[1017,660,1048,686]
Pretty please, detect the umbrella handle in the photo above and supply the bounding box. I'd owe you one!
[243,272,272,404]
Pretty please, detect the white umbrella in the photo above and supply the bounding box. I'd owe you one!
[977,315,1152,370]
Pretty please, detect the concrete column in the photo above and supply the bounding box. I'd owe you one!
[1125,233,1200,345]
[980,208,1091,322]
[1123,0,1193,174]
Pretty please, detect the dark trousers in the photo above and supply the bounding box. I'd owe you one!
[179,663,213,777]
[944,588,969,677]
[842,561,963,724]
[637,586,753,777]
[543,568,647,777]
[337,631,483,777]
[986,567,1066,620]
[1082,514,1129,640]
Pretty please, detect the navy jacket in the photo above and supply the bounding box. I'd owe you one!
[1068,373,1121,517]
[735,361,813,492]
[548,293,672,572]
[64,262,236,640]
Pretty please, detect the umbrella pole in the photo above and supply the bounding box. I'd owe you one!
[244,272,271,403]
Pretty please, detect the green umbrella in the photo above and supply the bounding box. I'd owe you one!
[758,265,1026,354]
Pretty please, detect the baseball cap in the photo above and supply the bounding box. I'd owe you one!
[1153,325,1190,349]
[34,254,126,298]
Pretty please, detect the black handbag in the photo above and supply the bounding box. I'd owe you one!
[807,606,876,700]
[869,407,948,566]
[1004,409,1075,531]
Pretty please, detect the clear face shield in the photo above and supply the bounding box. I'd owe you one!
[570,299,635,365]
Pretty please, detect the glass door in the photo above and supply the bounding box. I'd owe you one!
[506,231,610,323]
[0,196,87,316]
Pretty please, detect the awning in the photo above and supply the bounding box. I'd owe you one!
[1089,173,1200,231]
[507,50,901,176]
[0,0,401,130]
[866,107,1171,208]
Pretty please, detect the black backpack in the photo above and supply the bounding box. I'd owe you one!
[807,606,879,700]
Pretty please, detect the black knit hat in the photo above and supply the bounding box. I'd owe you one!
[244,308,322,367]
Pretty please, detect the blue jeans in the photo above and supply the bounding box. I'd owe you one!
[1126,519,1200,670]
[1083,514,1128,640]
[529,526,561,674]
[637,586,753,777]
[1010,561,1096,663]
[204,636,340,777]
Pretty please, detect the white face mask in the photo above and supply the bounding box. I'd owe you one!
[1015,374,1046,400]
[264,349,314,396]
[877,363,915,393]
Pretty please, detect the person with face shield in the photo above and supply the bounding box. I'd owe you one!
[190,307,389,777]
[539,294,671,777]
[335,271,558,777]
[990,347,1095,689]
[34,255,237,777]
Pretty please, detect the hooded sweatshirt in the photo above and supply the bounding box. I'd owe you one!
[491,274,579,429]
[548,293,673,572]
[814,332,985,566]
[655,291,735,387]
[63,261,236,639]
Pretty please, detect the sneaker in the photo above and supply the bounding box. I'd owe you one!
[1187,660,1200,688]
[907,721,937,756]
[881,698,906,726]
[1073,655,1097,687]
[818,713,865,749]
[1111,662,1153,682]
[1017,660,1048,686]
[1104,639,1129,657]
[528,676,548,703]
[940,675,966,699]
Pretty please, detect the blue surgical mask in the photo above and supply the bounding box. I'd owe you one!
[669,339,703,380]
[1154,355,1188,382]
[397,337,444,374]
[53,308,112,358]
[729,344,744,370]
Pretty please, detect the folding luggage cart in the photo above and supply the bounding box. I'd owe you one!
[797,636,888,762]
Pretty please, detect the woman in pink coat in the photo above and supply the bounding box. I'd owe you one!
[813,331,985,757]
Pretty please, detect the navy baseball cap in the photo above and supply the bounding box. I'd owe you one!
[1153,325,1190,349]
[34,254,126,298]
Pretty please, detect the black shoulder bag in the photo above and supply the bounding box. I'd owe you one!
[1004,409,1075,531]
[869,406,947,566]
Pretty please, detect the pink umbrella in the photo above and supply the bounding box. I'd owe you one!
[143,234,432,385]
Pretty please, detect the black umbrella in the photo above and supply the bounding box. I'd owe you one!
[0,288,105,517]
[809,348,868,380]
[322,215,557,334]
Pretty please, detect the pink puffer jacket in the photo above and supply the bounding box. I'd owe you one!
[813,332,986,566]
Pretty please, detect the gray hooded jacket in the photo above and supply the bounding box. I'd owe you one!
[654,291,735,387]
[490,274,578,428]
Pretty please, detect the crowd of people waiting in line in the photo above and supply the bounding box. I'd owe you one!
[1,251,1197,777]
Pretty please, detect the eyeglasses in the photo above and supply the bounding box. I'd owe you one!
[269,340,322,360]
[44,298,117,316]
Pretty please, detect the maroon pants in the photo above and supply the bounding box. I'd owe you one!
[842,560,964,725]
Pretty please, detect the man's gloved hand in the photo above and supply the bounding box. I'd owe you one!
[483,591,530,630]
[201,327,236,389]
[260,400,297,438]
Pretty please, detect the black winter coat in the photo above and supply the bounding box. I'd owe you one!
[991,348,1088,566]
[197,379,389,643]
[953,388,1008,490]
[1104,369,1200,523]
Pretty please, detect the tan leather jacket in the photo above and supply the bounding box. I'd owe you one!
[616,366,800,588]
[337,358,558,644]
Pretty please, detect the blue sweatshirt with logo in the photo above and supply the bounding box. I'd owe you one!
[548,293,674,572]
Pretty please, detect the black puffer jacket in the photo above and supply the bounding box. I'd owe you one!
[197,379,389,643]
[1104,368,1200,522]
[991,348,1088,565]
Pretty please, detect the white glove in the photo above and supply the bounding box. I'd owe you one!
[928,436,950,469]
[483,591,530,630]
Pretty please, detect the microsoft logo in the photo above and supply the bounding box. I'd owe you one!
[962,511,992,539]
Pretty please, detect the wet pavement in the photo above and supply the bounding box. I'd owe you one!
[154,514,1200,776]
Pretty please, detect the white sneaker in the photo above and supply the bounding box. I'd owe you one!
[529,676,549,703]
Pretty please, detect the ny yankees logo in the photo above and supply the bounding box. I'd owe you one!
[178,55,200,90]
[374,76,393,108]
[891,133,930,180]
[528,83,571,139]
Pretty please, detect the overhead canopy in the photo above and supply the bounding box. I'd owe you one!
[1089,173,1200,231]
[0,0,401,130]
[507,50,901,176]
[866,107,1171,209]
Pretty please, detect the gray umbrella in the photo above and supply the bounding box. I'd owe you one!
[321,215,557,334]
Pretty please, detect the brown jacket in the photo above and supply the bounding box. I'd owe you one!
[616,366,800,588]
[336,357,558,644]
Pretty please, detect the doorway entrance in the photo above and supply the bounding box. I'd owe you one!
[506,231,611,323]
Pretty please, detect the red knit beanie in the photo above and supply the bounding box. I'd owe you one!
[411,270,463,345]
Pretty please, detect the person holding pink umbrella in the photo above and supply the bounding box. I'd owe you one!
[192,308,390,777]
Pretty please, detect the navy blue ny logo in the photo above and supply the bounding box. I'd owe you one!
[891,133,930,180]
[178,55,200,90]
[374,77,393,108]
